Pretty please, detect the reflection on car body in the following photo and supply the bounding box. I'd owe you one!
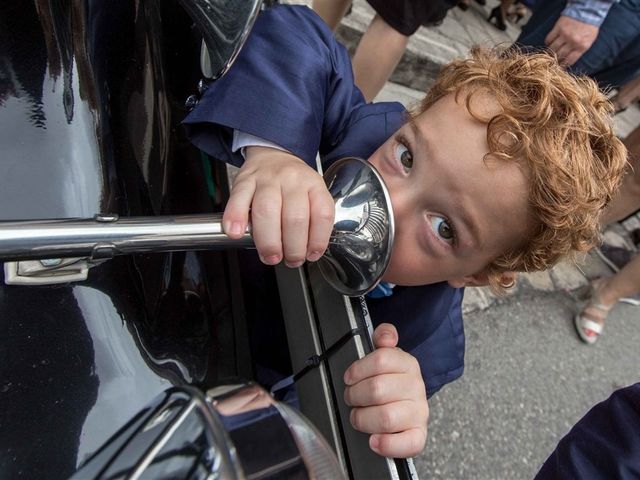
[0,1,417,478]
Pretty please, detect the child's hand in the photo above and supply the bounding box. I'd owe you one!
[343,324,429,458]
[222,146,335,268]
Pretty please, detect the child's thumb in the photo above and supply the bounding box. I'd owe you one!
[372,323,398,349]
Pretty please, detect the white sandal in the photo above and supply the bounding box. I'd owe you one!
[574,300,611,345]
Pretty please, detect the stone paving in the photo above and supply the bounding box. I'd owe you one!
[284,0,640,312]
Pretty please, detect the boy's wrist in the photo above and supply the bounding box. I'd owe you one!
[243,145,307,167]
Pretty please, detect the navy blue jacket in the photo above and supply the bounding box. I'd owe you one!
[536,382,640,479]
[183,5,464,396]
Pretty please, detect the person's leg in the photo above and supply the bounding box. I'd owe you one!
[601,124,640,225]
[500,0,515,18]
[599,253,640,303]
[612,75,640,111]
[509,0,529,23]
[488,0,513,31]
[516,0,565,47]
[578,123,640,343]
[575,253,640,342]
[351,14,409,102]
[312,0,352,31]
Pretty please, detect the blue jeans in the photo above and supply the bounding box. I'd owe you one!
[516,0,640,88]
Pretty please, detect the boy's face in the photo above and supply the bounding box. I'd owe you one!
[367,93,534,287]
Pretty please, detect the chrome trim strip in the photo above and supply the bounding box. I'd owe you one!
[0,214,253,261]
[128,400,198,480]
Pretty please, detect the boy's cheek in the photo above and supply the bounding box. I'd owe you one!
[382,257,422,286]
[382,247,453,286]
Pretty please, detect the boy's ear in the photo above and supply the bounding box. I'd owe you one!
[447,271,491,288]
[448,271,518,289]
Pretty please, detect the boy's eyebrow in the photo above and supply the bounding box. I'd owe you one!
[457,207,482,250]
[407,117,421,142]
[407,116,483,250]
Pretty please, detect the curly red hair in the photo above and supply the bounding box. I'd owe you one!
[414,46,628,293]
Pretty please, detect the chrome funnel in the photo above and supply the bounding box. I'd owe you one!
[318,158,394,296]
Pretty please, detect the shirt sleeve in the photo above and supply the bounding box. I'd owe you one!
[183,4,366,169]
[232,130,289,158]
[562,0,616,26]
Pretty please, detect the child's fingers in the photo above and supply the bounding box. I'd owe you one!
[369,428,428,458]
[306,184,335,262]
[250,183,283,265]
[349,400,424,435]
[344,373,420,407]
[223,177,256,239]
[280,186,311,268]
[343,348,419,386]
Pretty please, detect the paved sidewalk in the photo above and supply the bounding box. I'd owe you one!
[287,0,640,312]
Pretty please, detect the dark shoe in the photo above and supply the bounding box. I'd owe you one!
[487,6,506,31]
[595,244,634,273]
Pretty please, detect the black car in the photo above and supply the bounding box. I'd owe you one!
[0,1,416,478]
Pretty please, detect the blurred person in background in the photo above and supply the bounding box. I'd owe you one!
[515,0,640,89]
[611,74,640,114]
[487,0,533,31]
[513,0,640,344]
[312,0,454,102]
[575,123,640,344]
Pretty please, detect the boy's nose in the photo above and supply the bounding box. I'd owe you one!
[387,187,416,227]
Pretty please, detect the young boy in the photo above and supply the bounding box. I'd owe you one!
[184,5,627,458]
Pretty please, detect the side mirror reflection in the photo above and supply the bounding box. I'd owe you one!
[176,0,263,80]
[71,384,346,479]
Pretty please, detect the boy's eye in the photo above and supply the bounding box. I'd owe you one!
[430,215,455,244]
[395,143,413,171]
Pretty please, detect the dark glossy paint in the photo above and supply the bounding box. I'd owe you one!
[0,1,252,478]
